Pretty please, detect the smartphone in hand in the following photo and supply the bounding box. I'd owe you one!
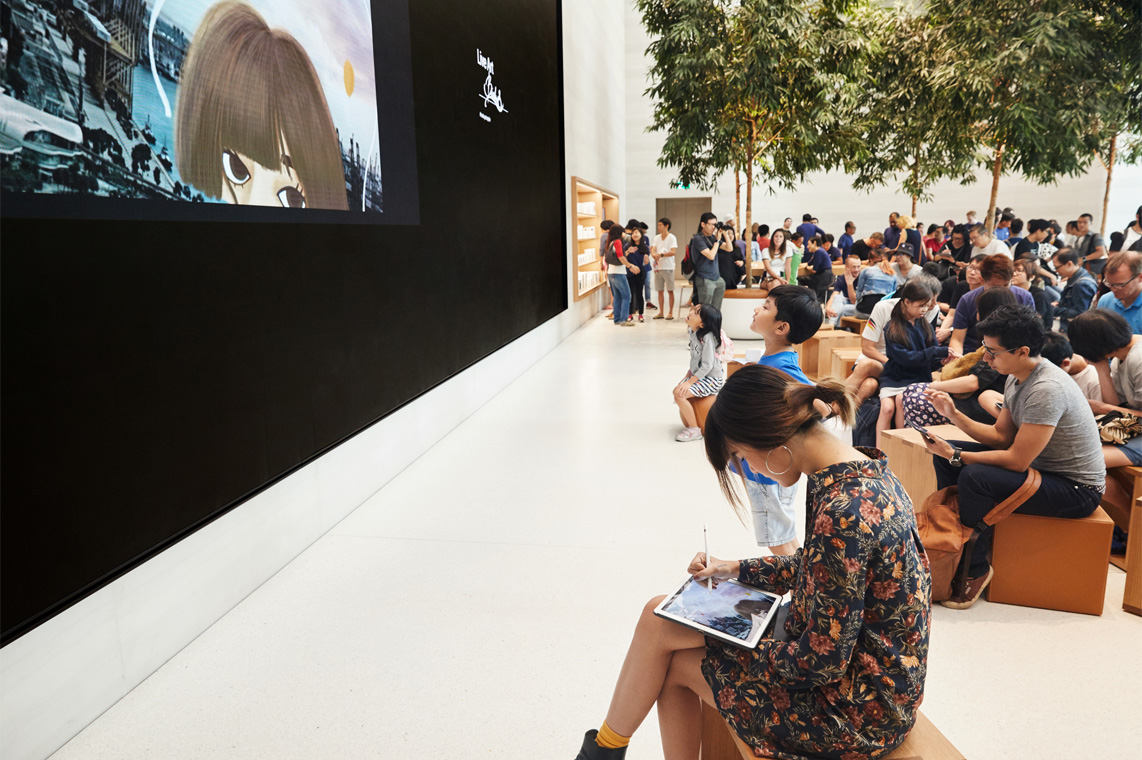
[906,419,942,444]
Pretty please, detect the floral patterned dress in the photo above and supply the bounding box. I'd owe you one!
[701,450,931,760]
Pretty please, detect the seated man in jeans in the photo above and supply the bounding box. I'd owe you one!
[922,305,1106,610]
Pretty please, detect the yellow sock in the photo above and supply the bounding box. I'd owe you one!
[596,721,631,749]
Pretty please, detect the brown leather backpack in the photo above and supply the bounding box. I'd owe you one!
[915,468,1041,601]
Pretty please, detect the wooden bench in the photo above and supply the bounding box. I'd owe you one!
[701,703,964,760]
[1104,465,1142,615]
[796,330,860,381]
[839,315,868,335]
[828,346,863,381]
[879,425,974,508]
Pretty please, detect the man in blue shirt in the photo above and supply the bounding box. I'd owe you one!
[1052,248,1099,333]
[796,214,825,250]
[884,212,901,250]
[1096,251,1142,334]
[950,254,1036,354]
[838,221,856,259]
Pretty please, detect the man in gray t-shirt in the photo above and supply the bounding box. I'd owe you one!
[922,305,1105,610]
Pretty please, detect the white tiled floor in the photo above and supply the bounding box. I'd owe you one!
[50,310,1141,759]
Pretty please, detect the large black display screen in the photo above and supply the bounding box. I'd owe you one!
[0,0,566,644]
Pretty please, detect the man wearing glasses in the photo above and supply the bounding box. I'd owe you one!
[922,305,1105,610]
[1095,252,1142,334]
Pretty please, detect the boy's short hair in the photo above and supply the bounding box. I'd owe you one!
[869,231,884,242]
[600,220,615,231]
[1040,331,1074,367]
[1067,309,1133,362]
[977,305,1045,357]
[1027,218,1049,234]
[789,231,804,243]
[980,254,1014,283]
[1010,218,1024,235]
[767,285,824,345]
[658,217,672,229]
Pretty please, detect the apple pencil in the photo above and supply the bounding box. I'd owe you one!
[704,524,711,594]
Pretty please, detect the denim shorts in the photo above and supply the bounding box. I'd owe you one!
[745,478,799,546]
[1116,435,1142,466]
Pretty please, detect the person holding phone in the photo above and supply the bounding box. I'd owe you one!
[922,305,1105,610]
[572,366,930,760]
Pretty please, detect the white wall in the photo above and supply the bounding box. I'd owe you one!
[622,2,1142,240]
[0,3,628,758]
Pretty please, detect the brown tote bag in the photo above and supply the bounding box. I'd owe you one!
[915,468,1041,601]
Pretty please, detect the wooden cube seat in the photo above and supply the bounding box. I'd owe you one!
[829,346,863,381]
[701,704,964,760]
[839,315,868,334]
[692,395,715,432]
[797,330,861,381]
[989,506,1114,616]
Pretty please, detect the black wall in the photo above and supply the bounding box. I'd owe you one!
[0,0,566,644]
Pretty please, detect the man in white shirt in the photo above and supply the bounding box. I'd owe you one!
[651,217,679,319]
[968,225,1012,258]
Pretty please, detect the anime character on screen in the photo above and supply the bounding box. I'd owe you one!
[175,1,349,210]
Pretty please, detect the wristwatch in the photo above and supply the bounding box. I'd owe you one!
[949,447,964,468]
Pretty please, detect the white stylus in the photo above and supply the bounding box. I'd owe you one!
[704,524,711,594]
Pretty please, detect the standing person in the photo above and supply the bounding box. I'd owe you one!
[838,221,856,259]
[875,280,954,447]
[625,227,651,322]
[1096,251,1142,334]
[884,212,902,250]
[599,220,616,311]
[1074,213,1108,275]
[717,223,746,290]
[781,217,794,235]
[652,217,678,320]
[690,214,731,311]
[923,305,1105,609]
[604,224,638,327]
[851,230,885,262]
[1051,248,1098,333]
[826,253,862,325]
[796,213,824,247]
[572,365,930,760]
[673,305,725,442]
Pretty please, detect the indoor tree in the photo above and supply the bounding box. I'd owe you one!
[927,0,1098,233]
[846,7,978,218]
[637,0,879,286]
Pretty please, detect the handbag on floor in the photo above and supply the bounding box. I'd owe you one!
[915,468,1041,601]
[1095,411,1142,445]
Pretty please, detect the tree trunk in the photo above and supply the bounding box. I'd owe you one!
[985,145,1004,235]
[911,195,917,218]
[743,123,756,289]
[1101,133,1117,238]
[734,169,741,233]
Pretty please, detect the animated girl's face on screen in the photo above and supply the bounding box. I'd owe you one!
[221,143,307,208]
[176,1,349,211]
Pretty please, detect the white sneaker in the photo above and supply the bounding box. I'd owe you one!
[675,427,703,442]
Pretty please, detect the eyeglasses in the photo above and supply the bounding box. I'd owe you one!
[982,344,1019,359]
[1106,278,1138,290]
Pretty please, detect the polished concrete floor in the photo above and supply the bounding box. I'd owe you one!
[50,308,1141,759]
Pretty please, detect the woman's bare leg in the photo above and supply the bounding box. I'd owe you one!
[875,396,895,449]
[604,597,706,737]
[657,648,712,760]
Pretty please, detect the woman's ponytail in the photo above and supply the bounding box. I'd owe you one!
[785,378,857,428]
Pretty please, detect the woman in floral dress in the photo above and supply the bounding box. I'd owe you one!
[574,365,931,760]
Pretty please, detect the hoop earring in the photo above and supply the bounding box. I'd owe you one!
[766,445,794,476]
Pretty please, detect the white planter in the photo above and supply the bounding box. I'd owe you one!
[720,291,766,340]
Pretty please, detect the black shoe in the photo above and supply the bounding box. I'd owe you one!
[575,729,627,760]
[647,303,658,310]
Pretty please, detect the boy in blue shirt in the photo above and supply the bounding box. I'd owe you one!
[736,285,823,555]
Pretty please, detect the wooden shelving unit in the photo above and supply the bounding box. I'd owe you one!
[572,177,619,302]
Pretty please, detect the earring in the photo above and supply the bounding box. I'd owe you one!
[766,445,794,476]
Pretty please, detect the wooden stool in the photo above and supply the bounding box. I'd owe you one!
[828,346,863,381]
[701,703,964,760]
[726,360,747,379]
[880,425,976,508]
[796,330,860,381]
[989,507,1114,616]
[839,315,868,335]
[692,395,715,432]
[1105,465,1142,616]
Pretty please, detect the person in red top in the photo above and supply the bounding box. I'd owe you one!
[924,224,944,258]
